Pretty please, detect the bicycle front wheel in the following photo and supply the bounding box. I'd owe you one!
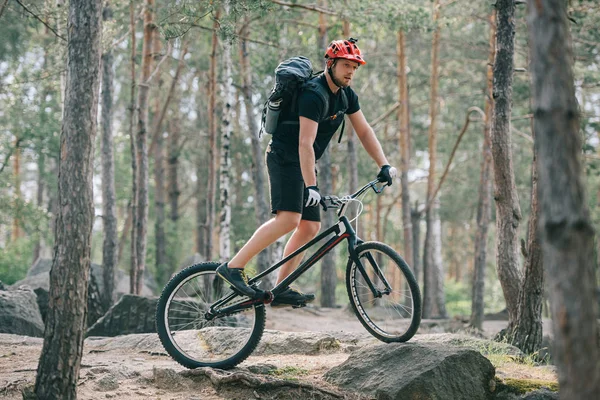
[155,262,266,369]
[346,241,421,342]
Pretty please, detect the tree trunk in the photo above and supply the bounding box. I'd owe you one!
[219,1,233,263]
[152,30,167,286]
[318,6,336,308]
[470,10,496,330]
[508,133,543,354]
[128,1,138,294]
[205,12,220,261]
[33,0,101,398]
[343,19,360,237]
[100,3,118,311]
[397,29,413,274]
[491,0,523,324]
[167,113,181,276]
[134,0,155,294]
[528,1,600,397]
[423,0,447,319]
[411,204,421,285]
[239,20,272,282]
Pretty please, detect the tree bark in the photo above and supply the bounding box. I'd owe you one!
[470,10,496,330]
[397,29,413,277]
[134,0,155,294]
[100,3,118,310]
[423,0,447,319]
[528,1,600,397]
[239,20,272,282]
[219,0,233,263]
[508,132,543,354]
[205,12,220,261]
[33,0,101,398]
[491,0,522,324]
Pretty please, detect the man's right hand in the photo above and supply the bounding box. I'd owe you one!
[304,186,321,207]
[377,165,398,186]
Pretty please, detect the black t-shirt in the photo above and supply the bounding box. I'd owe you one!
[270,74,360,161]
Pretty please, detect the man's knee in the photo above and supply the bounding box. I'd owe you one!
[274,211,302,232]
[299,220,321,239]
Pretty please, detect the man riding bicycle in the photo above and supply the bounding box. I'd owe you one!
[217,38,397,307]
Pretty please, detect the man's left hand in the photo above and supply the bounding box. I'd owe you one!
[377,165,397,186]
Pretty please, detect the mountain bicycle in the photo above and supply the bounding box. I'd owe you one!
[156,179,422,370]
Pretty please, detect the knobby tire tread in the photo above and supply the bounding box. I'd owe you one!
[346,241,422,342]
[155,262,266,369]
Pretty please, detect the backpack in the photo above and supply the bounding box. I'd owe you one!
[260,56,348,142]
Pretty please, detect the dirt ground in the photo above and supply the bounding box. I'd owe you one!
[0,307,556,400]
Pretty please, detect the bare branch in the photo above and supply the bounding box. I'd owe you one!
[424,106,484,213]
[369,102,400,127]
[271,0,337,15]
[149,40,189,156]
[13,0,66,41]
[0,0,10,21]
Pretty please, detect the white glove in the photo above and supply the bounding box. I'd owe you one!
[304,186,321,207]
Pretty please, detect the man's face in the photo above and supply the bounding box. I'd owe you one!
[332,59,360,87]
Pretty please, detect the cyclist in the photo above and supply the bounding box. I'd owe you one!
[217,38,397,307]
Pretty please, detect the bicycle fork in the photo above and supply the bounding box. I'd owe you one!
[348,235,393,298]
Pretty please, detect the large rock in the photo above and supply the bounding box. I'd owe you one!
[87,294,158,337]
[15,258,157,298]
[0,287,45,337]
[325,343,496,400]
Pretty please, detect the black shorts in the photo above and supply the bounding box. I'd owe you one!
[265,146,321,222]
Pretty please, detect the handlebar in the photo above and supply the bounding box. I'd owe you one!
[320,179,388,212]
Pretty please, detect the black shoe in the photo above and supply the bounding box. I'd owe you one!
[271,287,315,308]
[216,263,257,298]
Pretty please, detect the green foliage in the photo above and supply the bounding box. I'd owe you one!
[0,237,35,285]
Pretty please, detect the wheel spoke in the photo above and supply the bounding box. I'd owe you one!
[348,243,421,342]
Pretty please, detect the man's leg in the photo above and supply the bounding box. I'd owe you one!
[228,211,301,269]
[276,219,321,284]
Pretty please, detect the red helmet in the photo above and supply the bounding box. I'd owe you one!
[325,38,366,66]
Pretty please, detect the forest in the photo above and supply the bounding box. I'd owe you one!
[0,0,599,399]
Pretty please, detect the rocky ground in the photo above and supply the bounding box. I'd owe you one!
[0,306,557,400]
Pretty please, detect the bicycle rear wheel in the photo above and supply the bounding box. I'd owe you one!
[346,241,421,342]
[155,262,266,369]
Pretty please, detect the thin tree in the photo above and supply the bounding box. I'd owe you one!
[152,30,167,285]
[238,18,273,284]
[205,10,220,261]
[528,1,600,397]
[32,0,102,397]
[397,28,413,281]
[134,0,155,294]
[100,2,118,310]
[470,10,496,330]
[219,0,233,264]
[422,0,447,319]
[128,0,138,294]
[490,0,522,324]
[318,4,337,307]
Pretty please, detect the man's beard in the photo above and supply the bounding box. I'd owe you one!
[331,71,349,88]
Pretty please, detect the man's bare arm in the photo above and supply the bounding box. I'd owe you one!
[347,110,390,167]
[298,116,319,187]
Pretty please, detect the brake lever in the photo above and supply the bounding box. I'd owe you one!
[320,198,328,212]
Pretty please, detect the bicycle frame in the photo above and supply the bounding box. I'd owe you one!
[207,180,393,318]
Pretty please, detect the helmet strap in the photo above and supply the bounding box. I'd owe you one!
[327,59,344,88]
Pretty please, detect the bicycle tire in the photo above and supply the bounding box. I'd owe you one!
[346,241,421,342]
[155,262,266,369]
